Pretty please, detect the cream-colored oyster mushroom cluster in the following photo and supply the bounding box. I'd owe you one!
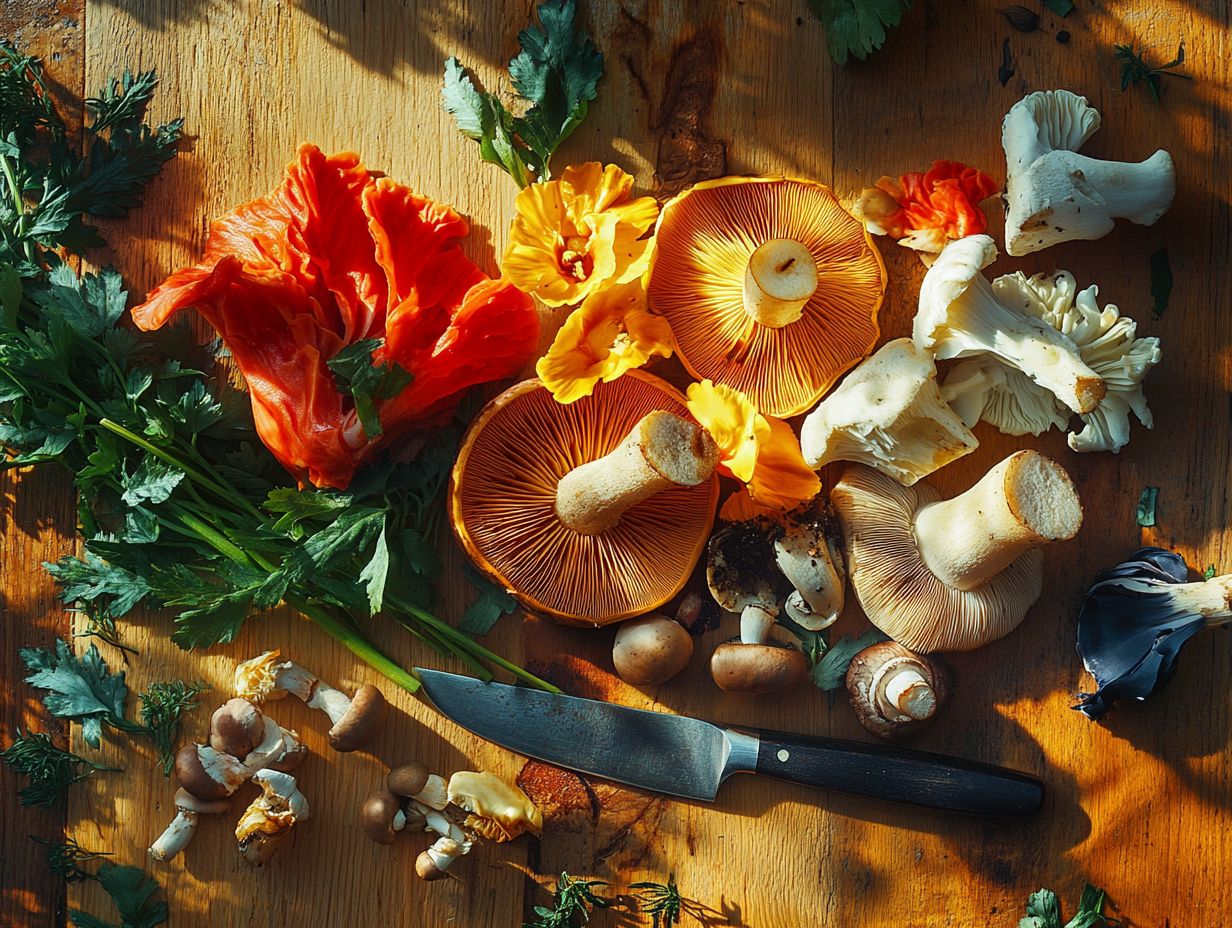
[361,762,541,880]
[941,269,1160,453]
[150,653,387,866]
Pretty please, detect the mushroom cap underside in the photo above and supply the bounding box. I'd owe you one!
[647,175,886,418]
[450,370,719,625]
[831,465,1043,653]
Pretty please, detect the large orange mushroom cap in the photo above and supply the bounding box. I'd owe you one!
[647,176,886,418]
[450,370,719,626]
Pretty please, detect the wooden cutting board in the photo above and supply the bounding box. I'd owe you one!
[3,1,1230,925]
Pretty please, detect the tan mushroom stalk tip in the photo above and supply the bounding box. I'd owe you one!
[647,176,887,418]
[846,641,951,739]
[832,450,1083,653]
[450,370,720,626]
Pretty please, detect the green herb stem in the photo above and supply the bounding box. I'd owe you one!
[287,595,422,695]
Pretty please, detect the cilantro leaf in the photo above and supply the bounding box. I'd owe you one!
[1020,884,1116,928]
[44,554,152,617]
[22,639,130,747]
[120,457,185,506]
[808,0,913,66]
[1043,0,1075,16]
[358,520,391,615]
[327,338,414,440]
[442,58,533,188]
[1136,486,1158,527]
[1020,887,1062,928]
[809,629,889,691]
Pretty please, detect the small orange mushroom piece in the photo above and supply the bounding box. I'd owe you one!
[450,370,720,625]
[647,176,887,418]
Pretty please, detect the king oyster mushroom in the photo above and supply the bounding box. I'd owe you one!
[707,521,807,694]
[1002,89,1175,256]
[832,450,1083,653]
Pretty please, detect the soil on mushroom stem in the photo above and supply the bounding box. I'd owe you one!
[711,518,783,592]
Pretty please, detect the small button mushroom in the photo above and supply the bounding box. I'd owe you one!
[416,836,471,881]
[235,769,309,865]
[706,522,807,695]
[148,788,231,862]
[612,613,694,686]
[234,651,386,753]
[846,641,951,739]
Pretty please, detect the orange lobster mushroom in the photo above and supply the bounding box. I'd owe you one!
[646,176,886,418]
[450,371,719,625]
[132,144,538,489]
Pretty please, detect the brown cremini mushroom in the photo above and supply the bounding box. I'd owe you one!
[174,742,246,802]
[209,698,265,757]
[832,450,1083,652]
[451,371,720,625]
[361,789,406,845]
[647,176,886,417]
[387,762,430,799]
[706,521,807,694]
[846,641,951,739]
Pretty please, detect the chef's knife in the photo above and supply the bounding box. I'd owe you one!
[416,669,1042,816]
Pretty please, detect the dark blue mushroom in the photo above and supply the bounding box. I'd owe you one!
[1075,547,1232,720]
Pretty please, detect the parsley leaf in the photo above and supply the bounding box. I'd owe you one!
[809,629,889,691]
[1020,884,1118,928]
[807,0,912,66]
[44,555,152,617]
[1136,486,1158,527]
[459,563,520,635]
[443,0,603,186]
[327,338,414,440]
[22,640,131,748]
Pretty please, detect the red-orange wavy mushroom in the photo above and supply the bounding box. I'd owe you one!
[132,144,538,489]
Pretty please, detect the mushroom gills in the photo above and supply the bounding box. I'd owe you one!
[555,411,718,535]
[913,450,1082,591]
[743,239,819,328]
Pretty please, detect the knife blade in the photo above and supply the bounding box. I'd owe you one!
[415,669,1043,816]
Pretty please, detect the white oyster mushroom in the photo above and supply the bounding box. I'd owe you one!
[913,235,1106,416]
[1003,89,1175,256]
[942,270,1161,453]
[800,337,978,486]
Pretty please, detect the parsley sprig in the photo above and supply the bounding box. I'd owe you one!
[1021,884,1123,928]
[807,0,913,66]
[0,44,556,698]
[443,0,603,187]
[1114,42,1191,101]
[0,729,119,806]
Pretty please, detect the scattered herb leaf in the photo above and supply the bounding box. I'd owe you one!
[1043,0,1075,17]
[22,640,132,748]
[1002,5,1040,33]
[1,729,118,806]
[326,338,413,440]
[1136,486,1158,527]
[523,872,613,928]
[70,862,168,928]
[1020,883,1120,928]
[809,629,890,691]
[443,0,603,186]
[35,836,111,882]
[459,563,520,636]
[1114,42,1190,101]
[1149,248,1172,316]
[998,37,1016,86]
[807,0,913,66]
[137,679,209,776]
[631,875,683,927]
[1203,564,1217,580]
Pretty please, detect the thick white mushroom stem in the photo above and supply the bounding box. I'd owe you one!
[913,450,1082,592]
[270,661,352,724]
[555,411,717,535]
[150,811,197,862]
[872,658,937,721]
[739,603,778,644]
[742,239,819,328]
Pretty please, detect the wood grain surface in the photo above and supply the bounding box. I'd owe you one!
[3,1,1231,926]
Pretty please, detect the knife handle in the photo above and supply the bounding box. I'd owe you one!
[753,730,1043,815]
